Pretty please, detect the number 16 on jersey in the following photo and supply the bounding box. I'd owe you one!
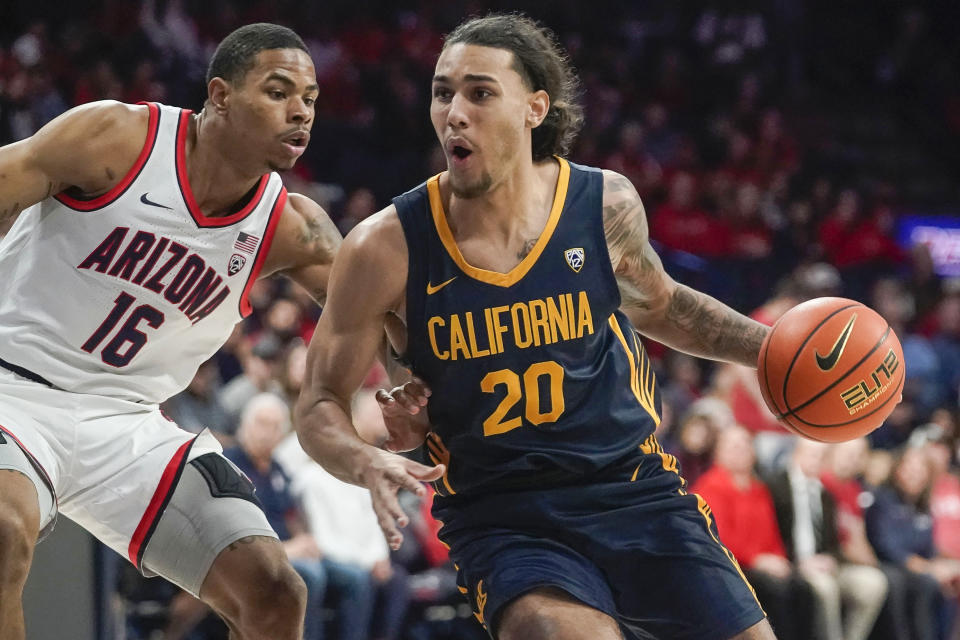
[81,292,165,367]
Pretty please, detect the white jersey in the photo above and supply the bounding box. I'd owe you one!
[0,102,287,404]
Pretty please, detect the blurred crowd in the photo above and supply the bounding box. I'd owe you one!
[2,1,960,639]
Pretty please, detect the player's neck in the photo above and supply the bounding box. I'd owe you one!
[185,111,267,217]
[446,158,558,245]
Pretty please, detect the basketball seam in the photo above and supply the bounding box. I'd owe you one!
[779,303,860,413]
[784,324,891,416]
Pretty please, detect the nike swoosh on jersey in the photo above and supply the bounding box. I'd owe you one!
[140,193,172,210]
[815,313,857,371]
[426,277,457,295]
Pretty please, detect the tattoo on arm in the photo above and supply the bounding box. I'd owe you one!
[293,204,342,306]
[602,170,768,365]
[602,173,664,312]
[1,182,56,227]
[665,286,768,364]
[296,209,342,264]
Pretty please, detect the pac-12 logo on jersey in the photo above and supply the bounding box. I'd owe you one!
[228,253,246,276]
[564,247,585,272]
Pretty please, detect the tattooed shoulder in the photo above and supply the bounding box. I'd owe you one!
[601,170,648,262]
[601,171,667,312]
[291,195,342,265]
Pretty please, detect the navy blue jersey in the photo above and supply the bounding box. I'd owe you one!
[395,159,661,501]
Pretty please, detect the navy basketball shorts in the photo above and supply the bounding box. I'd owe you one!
[433,441,765,640]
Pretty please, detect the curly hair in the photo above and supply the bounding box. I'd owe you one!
[443,14,584,161]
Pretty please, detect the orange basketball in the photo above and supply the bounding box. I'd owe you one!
[757,297,905,443]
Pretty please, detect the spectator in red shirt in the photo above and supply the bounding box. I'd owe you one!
[650,171,730,257]
[725,182,773,260]
[925,426,960,561]
[754,109,800,182]
[821,438,881,561]
[819,191,905,270]
[693,426,814,640]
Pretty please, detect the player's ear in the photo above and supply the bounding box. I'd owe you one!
[527,89,549,129]
[208,77,230,114]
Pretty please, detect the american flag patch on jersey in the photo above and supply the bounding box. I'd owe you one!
[234,232,260,254]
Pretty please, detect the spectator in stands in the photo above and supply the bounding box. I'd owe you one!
[692,425,815,640]
[931,295,960,408]
[923,423,960,561]
[668,412,716,487]
[263,297,307,346]
[337,187,379,235]
[821,438,913,640]
[908,244,944,328]
[725,182,773,261]
[766,438,887,640]
[658,351,704,422]
[603,120,662,201]
[276,390,410,640]
[218,332,284,425]
[162,359,232,437]
[866,445,960,640]
[873,277,943,415]
[650,171,729,258]
[224,394,327,640]
[715,277,806,472]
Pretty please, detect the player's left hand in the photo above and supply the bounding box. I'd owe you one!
[376,377,432,452]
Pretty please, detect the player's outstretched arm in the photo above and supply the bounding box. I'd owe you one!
[602,170,770,367]
[0,100,149,229]
[294,209,444,548]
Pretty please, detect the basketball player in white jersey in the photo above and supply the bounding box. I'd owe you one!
[0,23,442,640]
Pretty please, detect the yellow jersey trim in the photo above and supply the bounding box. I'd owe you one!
[608,316,660,425]
[426,157,571,288]
[694,494,764,611]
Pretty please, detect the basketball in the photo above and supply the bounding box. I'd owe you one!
[757,297,905,443]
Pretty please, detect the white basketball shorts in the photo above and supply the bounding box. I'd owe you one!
[0,367,276,595]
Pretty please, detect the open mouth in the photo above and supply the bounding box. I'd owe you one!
[280,132,309,160]
[451,145,472,160]
[285,133,307,146]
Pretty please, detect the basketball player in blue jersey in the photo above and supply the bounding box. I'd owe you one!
[297,13,777,640]
[0,23,440,640]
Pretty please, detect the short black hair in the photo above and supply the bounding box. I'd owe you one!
[443,14,584,161]
[206,23,308,85]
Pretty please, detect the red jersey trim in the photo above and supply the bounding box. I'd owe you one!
[127,437,194,568]
[175,109,270,228]
[239,187,287,317]
[54,102,161,211]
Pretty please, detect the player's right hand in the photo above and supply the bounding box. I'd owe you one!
[361,448,444,550]
[376,377,432,452]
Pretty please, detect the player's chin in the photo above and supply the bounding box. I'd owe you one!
[267,157,299,172]
[450,172,492,199]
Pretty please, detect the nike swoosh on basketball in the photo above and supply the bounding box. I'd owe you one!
[426,277,457,295]
[140,193,172,210]
[815,313,857,371]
